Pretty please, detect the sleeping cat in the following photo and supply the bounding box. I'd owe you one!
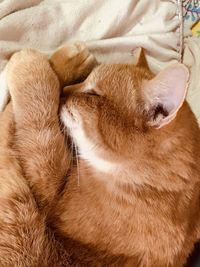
[0,43,200,267]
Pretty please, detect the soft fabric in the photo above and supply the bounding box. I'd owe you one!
[183,0,200,121]
[183,37,200,121]
[183,0,200,35]
[192,22,200,37]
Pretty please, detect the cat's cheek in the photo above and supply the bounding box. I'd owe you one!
[60,105,80,130]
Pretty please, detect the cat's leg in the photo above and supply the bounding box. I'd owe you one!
[6,49,70,212]
[7,44,96,212]
[0,104,71,267]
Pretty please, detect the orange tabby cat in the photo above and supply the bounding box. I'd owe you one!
[0,44,200,267]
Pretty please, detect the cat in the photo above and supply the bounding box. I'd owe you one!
[0,43,200,267]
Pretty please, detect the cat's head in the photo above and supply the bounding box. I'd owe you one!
[60,51,189,173]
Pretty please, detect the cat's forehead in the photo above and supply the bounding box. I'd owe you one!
[91,64,134,80]
[89,64,153,90]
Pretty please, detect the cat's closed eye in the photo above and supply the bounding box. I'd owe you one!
[86,89,100,96]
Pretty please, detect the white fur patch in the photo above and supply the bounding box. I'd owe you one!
[72,128,118,173]
[61,107,118,173]
[0,67,9,112]
[60,106,78,130]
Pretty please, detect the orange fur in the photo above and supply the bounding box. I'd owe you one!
[0,44,199,266]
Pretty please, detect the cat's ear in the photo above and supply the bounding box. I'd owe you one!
[136,48,149,70]
[144,64,189,129]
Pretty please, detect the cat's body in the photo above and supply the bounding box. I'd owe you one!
[0,44,199,267]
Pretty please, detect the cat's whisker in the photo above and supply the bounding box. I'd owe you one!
[62,129,79,185]
[74,142,80,187]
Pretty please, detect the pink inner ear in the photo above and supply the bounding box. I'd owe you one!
[145,64,189,128]
[158,64,189,114]
[148,64,189,114]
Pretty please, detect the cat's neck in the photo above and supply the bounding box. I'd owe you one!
[74,154,194,197]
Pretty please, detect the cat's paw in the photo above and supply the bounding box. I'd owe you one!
[50,42,97,86]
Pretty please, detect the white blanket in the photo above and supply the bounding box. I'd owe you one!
[1,0,199,121]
